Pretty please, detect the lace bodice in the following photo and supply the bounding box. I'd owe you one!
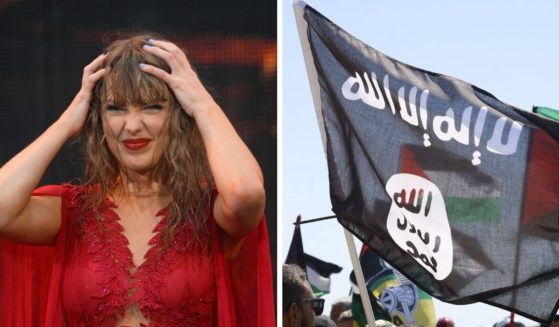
[61,186,216,327]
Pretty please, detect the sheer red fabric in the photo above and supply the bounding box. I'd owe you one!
[0,184,275,327]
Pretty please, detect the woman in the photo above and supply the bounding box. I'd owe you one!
[0,34,274,326]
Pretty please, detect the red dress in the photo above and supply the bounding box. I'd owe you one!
[0,184,275,327]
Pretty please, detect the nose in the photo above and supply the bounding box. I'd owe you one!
[124,106,143,134]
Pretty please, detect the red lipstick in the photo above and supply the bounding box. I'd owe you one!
[122,138,150,151]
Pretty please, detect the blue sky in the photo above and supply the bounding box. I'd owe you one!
[281,1,559,326]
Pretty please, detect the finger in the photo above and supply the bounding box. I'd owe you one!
[80,68,107,95]
[139,63,172,84]
[143,43,186,71]
[84,53,107,74]
[88,68,108,84]
[147,39,181,55]
[157,40,191,68]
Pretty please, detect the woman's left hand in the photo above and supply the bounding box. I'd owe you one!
[139,39,214,117]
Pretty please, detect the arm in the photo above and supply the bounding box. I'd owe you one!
[0,54,107,244]
[141,40,265,257]
[193,101,266,257]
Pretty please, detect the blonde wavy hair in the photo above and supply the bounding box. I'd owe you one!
[83,33,213,249]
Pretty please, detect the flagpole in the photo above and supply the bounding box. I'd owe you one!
[343,228,377,327]
[293,0,329,152]
[293,215,337,225]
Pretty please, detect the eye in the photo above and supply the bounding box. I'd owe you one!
[144,103,164,111]
[105,104,124,112]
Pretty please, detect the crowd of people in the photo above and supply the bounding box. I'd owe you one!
[282,263,446,327]
[283,263,558,327]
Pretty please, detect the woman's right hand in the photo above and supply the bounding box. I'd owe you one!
[0,55,107,243]
[58,53,108,138]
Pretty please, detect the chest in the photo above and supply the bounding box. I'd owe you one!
[62,205,216,326]
[114,205,163,268]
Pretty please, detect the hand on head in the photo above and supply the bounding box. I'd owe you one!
[58,53,108,138]
[139,39,214,118]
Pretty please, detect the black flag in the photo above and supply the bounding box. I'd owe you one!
[294,1,559,324]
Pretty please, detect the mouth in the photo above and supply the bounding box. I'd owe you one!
[122,138,151,151]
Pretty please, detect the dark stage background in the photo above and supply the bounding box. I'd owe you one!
[0,0,277,302]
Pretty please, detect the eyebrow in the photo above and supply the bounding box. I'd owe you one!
[147,97,170,103]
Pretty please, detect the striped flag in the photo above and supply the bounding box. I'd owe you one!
[286,219,343,297]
